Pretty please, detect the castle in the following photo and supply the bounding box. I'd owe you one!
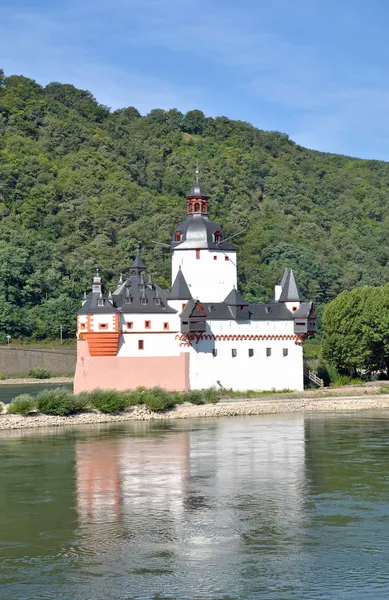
[74,172,316,393]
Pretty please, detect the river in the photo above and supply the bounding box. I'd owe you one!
[0,412,388,599]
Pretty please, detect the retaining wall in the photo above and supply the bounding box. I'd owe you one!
[0,347,76,376]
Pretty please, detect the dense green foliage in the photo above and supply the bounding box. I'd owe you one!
[28,368,51,379]
[322,284,389,376]
[7,394,36,416]
[2,70,389,339]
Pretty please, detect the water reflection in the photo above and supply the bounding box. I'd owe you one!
[2,413,389,599]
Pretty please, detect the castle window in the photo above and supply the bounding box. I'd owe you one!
[196,250,200,260]
[240,305,244,311]
[126,322,133,329]
[163,322,169,330]
[266,348,272,357]
[292,306,297,312]
[213,256,217,260]
[138,340,144,350]
[125,296,132,304]
[154,297,161,306]
[232,349,237,358]
[145,320,151,329]
[214,231,221,244]
[174,232,182,242]
[97,299,104,306]
[141,297,147,305]
[212,349,218,357]
[80,323,86,329]
[99,323,108,329]
[189,204,193,212]
[225,256,229,261]
[202,203,206,212]
[182,303,186,310]
[248,349,254,357]
[283,348,288,357]
[265,307,271,314]
[139,284,145,292]
[194,203,200,212]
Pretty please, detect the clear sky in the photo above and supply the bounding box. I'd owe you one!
[1,0,389,159]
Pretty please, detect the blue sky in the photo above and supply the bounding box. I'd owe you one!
[1,0,389,159]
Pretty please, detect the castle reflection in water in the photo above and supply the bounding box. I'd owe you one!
[75,416,307,560]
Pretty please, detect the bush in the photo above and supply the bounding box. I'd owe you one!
[0,372,7,380]
[36,387,77,416]
[184,390,204,405]
[88,389,127,413]
[8,394,36,416]
[203,387,218,404]
[143,387,176,411]
[29,368,51,379]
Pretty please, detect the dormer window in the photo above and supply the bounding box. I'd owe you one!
[124,296,132,304]
[214,231,222,244]
[174,232,182,242]
[139,284,145,292]
[141,297,147,305]
[97,299,104,307]
[154,297,161,306]
[265,307,271,314]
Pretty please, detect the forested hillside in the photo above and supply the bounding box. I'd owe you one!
[1,69,389,340]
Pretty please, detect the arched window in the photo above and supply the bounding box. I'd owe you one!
[194,203,200,212]
[188,204,193,212]
[202,203,206,212]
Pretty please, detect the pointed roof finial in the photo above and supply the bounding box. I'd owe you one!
[195,164,199,183]
[118,273,123,285]
[130,243,146,273]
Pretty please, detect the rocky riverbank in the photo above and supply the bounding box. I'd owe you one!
[0,377,73,385]
[1,394,389,431]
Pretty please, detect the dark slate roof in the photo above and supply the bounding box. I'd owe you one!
[78,292,119,315]
[113,273,176,314]
[278,269,303,302]
[168,268,192,300]
[130,249,146,272]
[171,214,236,250]
[78,252,176,315]
[188,180,208,197]
[293,302,314,318]
[279,267,289,288]
[224,287,248,306]
[180,299,296,321]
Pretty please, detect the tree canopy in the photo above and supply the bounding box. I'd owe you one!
[2,69,389,339]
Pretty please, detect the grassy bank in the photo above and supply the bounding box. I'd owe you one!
[2,386,219,417]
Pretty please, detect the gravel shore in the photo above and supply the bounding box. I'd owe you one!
[1,394,389,431]
[0,377,73,386]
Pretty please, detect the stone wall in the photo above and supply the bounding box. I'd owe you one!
[0,347,76,376]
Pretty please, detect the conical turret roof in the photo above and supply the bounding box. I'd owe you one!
[168,268,192,300]
[278,269,303,302]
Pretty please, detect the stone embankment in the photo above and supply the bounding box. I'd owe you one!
[0,377,73,386]
[2,394,389,431]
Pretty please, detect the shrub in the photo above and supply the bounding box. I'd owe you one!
[88,389,127,413]
[203,387,218,404]
[0,372,7,380]
[143,387,176,411]
[72,391,91,412]
[29,368,51,379]
[123,390,145,406]
[8,394,36,416]
[36,387,76,416]
[184,390,205,405]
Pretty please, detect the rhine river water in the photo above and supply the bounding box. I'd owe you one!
[1,412,389,600]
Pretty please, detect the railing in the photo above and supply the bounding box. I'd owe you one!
[304,367,324,388]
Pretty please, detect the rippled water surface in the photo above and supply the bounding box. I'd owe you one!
[1,412,389,599]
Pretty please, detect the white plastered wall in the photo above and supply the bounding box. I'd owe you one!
[187,319,303,391]
[117,312,181,357]
[172,249,237,302]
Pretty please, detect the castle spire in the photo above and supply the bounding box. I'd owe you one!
[130,244,146,274]
[186,167,209,215]
[92,268,102,294]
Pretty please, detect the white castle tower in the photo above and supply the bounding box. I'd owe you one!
[171,168,237,302]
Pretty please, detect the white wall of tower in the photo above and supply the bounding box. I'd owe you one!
[172,248,237,302]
